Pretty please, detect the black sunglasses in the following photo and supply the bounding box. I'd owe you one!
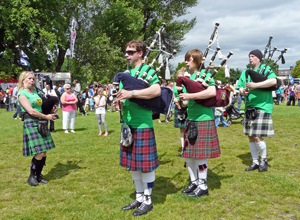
[125,50,138,55]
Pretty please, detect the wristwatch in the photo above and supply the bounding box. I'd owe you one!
[130,90,135,98]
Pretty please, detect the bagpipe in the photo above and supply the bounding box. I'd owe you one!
[245,36,287,91]
[175,23,233,108]
[16,45,59,115]
[113,23,175,122]
[176,50,233,107]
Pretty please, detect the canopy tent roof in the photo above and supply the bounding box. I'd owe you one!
[0,78,18,83]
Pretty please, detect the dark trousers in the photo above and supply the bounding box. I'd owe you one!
[275,94,281,104]
[77,96,86,114]
[13,104,22,118]
[289,96,296,106]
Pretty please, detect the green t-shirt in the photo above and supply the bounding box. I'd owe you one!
[186,71,216,121]
[173,84,187,100]
[119,64,159,129]
[236,64,277,114]
[17,89,43,112]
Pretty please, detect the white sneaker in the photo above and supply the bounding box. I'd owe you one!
[70,130,75,133]
[65,130,69,133]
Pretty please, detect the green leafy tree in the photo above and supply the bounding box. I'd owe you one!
[291,60,300,78]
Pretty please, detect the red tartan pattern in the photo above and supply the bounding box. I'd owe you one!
[120,128,159,172]
[182,120,220,159]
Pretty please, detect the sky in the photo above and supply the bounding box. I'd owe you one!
[170,0,300,71]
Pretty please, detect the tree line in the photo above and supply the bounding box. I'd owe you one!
[0,0,198,83]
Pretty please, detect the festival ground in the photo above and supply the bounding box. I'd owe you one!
[0,103,299,219]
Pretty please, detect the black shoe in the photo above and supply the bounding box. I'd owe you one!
[176,152,183,157]
[36,174,49,184]
[181,181,197,194]
[122,200,142,211]
[245,163,259,171]
[188,186,209,197]
[132,203,153,216]
[259,158,268,172]
[28,175,39,186]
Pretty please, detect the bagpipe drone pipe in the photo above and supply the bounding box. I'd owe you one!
[112,23,175,117]
[176,49,233,108]
[16,45,59,115]
[113,49,176,116]
[246,36,287,91]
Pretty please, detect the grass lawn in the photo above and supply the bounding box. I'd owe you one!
[0,103,299,220]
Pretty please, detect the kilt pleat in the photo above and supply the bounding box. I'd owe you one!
[243,110,274,137]
[174,107,187,128]
[183,120,220,159]
[120,128,159,172]
[23,119,56,156]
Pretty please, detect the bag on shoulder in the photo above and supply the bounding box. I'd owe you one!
[245,107,258,120]
[37,119,49,137]
[187,121,198,140]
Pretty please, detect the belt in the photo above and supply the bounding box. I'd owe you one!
[22,113,40,120]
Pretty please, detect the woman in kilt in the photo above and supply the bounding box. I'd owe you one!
[176,49,220,197]
[236,49,277,172]
[173,67,188,157]
[17,71,57,186]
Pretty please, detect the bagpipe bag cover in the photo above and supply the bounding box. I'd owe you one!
[113,72,173,115]
[176,76,230,108]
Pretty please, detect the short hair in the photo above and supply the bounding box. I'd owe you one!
[18,71,35,92]
[185,49,203,70]
[125,40,147,58]
[63,83,71,89]
[74,79,78,83]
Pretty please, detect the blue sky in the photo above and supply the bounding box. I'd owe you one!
[170,0,300,71]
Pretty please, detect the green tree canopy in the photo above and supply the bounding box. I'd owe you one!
[291,60,300,78]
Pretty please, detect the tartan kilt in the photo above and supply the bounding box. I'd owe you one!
[23,119,56,157]
[120,128,159,172]
[183,120,220,159]
[243,110,274,137]
[174,107,186,128]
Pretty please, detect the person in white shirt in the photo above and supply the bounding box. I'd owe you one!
[94,88,108,136]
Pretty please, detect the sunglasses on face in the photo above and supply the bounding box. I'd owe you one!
[125,50,138,55]
[65,88,70,90]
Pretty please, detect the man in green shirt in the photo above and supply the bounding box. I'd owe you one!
[114,40,161,216]
[236,49,277,172]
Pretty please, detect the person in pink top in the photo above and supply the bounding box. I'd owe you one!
[60,84,78,133]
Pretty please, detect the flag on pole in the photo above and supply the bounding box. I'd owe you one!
[20,50,29,66]
[70,19,76,58]
[289,75,294,84]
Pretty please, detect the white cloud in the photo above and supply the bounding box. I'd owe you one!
[170,0,300,71]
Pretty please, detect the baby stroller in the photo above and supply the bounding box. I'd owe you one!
[224,104,245,125]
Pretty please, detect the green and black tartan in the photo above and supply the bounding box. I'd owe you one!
[243,110,274,137]
[23,119,55,156]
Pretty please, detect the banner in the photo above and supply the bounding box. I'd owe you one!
[70,19,76,58]
[20,50,29,66]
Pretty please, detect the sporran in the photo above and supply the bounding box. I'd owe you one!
[120,123,133,147]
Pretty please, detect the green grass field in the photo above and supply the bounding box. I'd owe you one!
[0,103,299,220]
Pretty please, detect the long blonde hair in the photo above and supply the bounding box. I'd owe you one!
[18,71,35,92]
